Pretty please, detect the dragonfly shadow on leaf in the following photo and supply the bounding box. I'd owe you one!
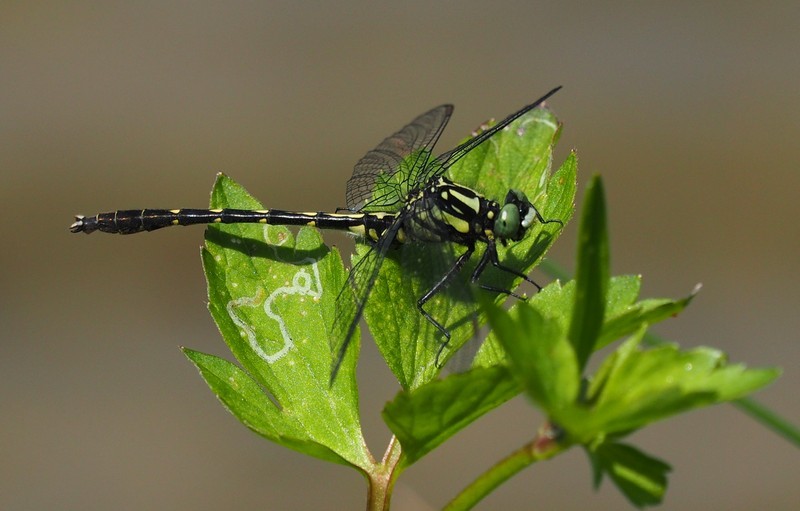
[205,227,331,264]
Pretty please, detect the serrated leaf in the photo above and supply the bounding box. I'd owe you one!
[474,274,632,369]
[485,299,579,412]
[603,275,641,317]
[473,280,572,368]
[570,174,609,371]
[564,328,780,438]
[382,365,519,464]
[363,107,574,389]
[470,274,776,442]
[183,348,353,465]
[588,441,671,508]
[543,150,578,230]
[193,174,371,470]
[597,286,699,351]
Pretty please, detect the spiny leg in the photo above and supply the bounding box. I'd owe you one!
[471,240,542,298]
[417,244,476,367]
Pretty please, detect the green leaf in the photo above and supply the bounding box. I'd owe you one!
[470,150,578,370]
[603,274,641,317]
[563,328,780,439]
[192,173,371,470]
[474,274,634,369]
[363,107,574,389]
[588,441,671,508]
[542,150,578,231]
[569,174,609,371]
[469,271,777,442]
[383,365,519,464]
[597,284,700,351]
[183,348,354,466]
[484,299,579,412]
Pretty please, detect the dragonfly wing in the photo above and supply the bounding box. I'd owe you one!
[420,86,562,184]
[346,105,453,212]
[328,219,404,384]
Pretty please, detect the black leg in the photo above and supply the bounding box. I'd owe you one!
[417,241,543,367]
[417,244,476,366]
[471,240,542,297]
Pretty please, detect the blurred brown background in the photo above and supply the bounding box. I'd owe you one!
[2,2,798,510]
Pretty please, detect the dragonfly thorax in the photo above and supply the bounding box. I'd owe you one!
[398,177,498,245]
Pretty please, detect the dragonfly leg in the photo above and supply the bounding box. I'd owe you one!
[417,244,476,366]
[471,241,542,298]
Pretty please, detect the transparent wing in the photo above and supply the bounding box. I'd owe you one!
[417,86,562,185]
[346,105,453,212]
[328,219,404,384]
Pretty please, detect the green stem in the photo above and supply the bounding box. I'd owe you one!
[444,424,571,511]
[366,435,404,511]
[733,397,800,446]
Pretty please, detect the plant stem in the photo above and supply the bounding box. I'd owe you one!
[443,423,571,511]
[366,435,404,511]
[733,396,800,447]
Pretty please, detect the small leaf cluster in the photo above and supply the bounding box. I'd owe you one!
[387,176,776,508]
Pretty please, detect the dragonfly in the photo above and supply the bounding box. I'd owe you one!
[71,86,563,384]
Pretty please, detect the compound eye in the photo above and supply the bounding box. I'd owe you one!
[494,203,520,238]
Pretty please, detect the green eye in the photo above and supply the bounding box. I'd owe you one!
[494,204,520,238]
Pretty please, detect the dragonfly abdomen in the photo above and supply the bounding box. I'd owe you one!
[70,208,398,236]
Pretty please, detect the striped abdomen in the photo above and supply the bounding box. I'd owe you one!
[70,208,397,240]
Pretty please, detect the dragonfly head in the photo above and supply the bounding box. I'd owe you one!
[494,189,562,244]
[494,189,535,242]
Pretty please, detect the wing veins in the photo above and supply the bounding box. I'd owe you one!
[346,105,453,211]
[422,86,562,182]
[329,219,405,384]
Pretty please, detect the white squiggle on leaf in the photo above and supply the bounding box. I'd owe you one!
[226,225,323,363]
